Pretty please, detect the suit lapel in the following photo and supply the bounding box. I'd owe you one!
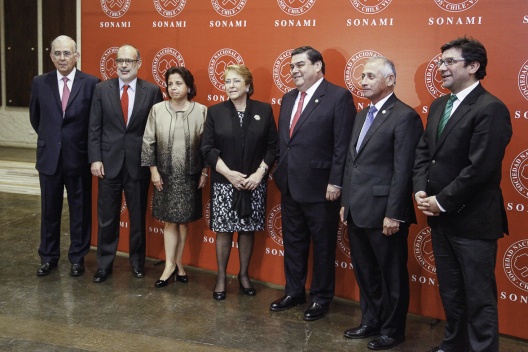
[129,79,147,129]
[356,94,396,155]
[290,79,328,139]
[45,72,62,114]
[434,84,484,152]
[65,71,84,115]
[280,90,296,144]
[109,78,126,128]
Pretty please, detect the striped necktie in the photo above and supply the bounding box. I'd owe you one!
[437,94,457,137]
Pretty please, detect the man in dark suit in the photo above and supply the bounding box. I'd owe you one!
[30,35,100,277]
[88,44,163,283]
[271,46,356,321]
[340,57,423,350]
[413,37,512,352]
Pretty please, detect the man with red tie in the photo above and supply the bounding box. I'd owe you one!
[30,35,100,277]
[88,44,163,283]
[271,46,356,321]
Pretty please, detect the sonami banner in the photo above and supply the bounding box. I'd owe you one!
[83,0,528,339]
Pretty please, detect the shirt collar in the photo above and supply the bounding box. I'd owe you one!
[300,77,324,98]
[371,92,393,112]
[119,78,138,92]
[453,81,479,102]
[56,67,76,82]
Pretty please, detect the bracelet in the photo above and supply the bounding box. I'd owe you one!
[201,172,208,177]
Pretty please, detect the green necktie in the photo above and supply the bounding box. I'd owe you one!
[437,94,457,137]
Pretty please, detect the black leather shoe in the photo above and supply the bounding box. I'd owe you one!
[367,335,405,350]
[238,275,256,296]
[176,273,188,283]
[213,291,226,301]
[155,269,176,288]
[70,263,85,277]
[270,295,306,311]
[303,302,329,321]
[132,266,145,278]
[344,324,380,339]
[36,262,58,276]
[93,268,112,283]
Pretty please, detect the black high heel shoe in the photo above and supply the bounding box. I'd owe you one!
[175,266,188,284]
[154,269,176,288]
[213,278,227,301]
[238,274,257,296]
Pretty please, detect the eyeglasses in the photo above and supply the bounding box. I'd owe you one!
[116,58,139,65]
[436,58,465,67]
[53,51,74,58]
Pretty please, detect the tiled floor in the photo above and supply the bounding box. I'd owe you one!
[0,147,527,352]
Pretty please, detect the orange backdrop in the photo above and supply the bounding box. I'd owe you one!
[83,0,528,339]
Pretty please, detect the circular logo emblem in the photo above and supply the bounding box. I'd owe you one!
[424,54,449,98]
[337,222,350,258]
[100,0,131,18]
[267,204,283,246]
[120,191,127,214]
[208,48,244,92]
[503,239,528,292]
[152,48,186,88]
[211,0,247,17]
[433,0,479,12]
[413,227,436,274]
[99,47,119,81]
[349,0,392,14]
[510,149,528,198]
[153,0,186,17]
[273,49,295,93]
[277,0,316,16]
[344,50,383,99]
[149,191,164,225]
[518,60,528,101]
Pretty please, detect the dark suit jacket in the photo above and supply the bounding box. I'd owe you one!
[88,78,163,180]
[413,83,512,239]
[201,98,277,184]
[342,94,423,228]
[30,70,100,175]
[273,79,356,203]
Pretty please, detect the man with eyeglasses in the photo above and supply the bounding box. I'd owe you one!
[30,35,100,277]
[88,44,163,283]
[414,37,512,352]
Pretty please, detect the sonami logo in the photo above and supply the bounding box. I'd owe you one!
[348,0,392,14]
[337,222,350,258]
[510,149,528,199]
[153,0,186,17]
[503,239,528,292]
[211,0,247,17]
[151,48,186,89]
[273,49,295,94]
[101,0,131,18]
[424,54,449,98]
[208,48,245,92]
[344,50,383,99]
[413,227,436,274]
[433,0,479,12]
[99,47,119,80]
[276,0,316,16]
[267,204,283,246]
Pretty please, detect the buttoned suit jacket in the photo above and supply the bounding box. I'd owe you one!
[342,94,423,228]
[88,78,163,180]
[413,83,512,239]
[30,70,100,175]
[273,79,356,202]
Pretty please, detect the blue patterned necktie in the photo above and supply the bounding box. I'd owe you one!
[356,105,377,152]
[437,94,457,137]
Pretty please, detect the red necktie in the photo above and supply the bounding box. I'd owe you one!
[121,85,129,126]
[61,77,70,116]
[290,92,307,137]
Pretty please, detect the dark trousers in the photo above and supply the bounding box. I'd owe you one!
[38,161,91,264]
[96,166,149,270]
[348,214,409,338]
[431,226,499,352]
[281,193,339,305]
